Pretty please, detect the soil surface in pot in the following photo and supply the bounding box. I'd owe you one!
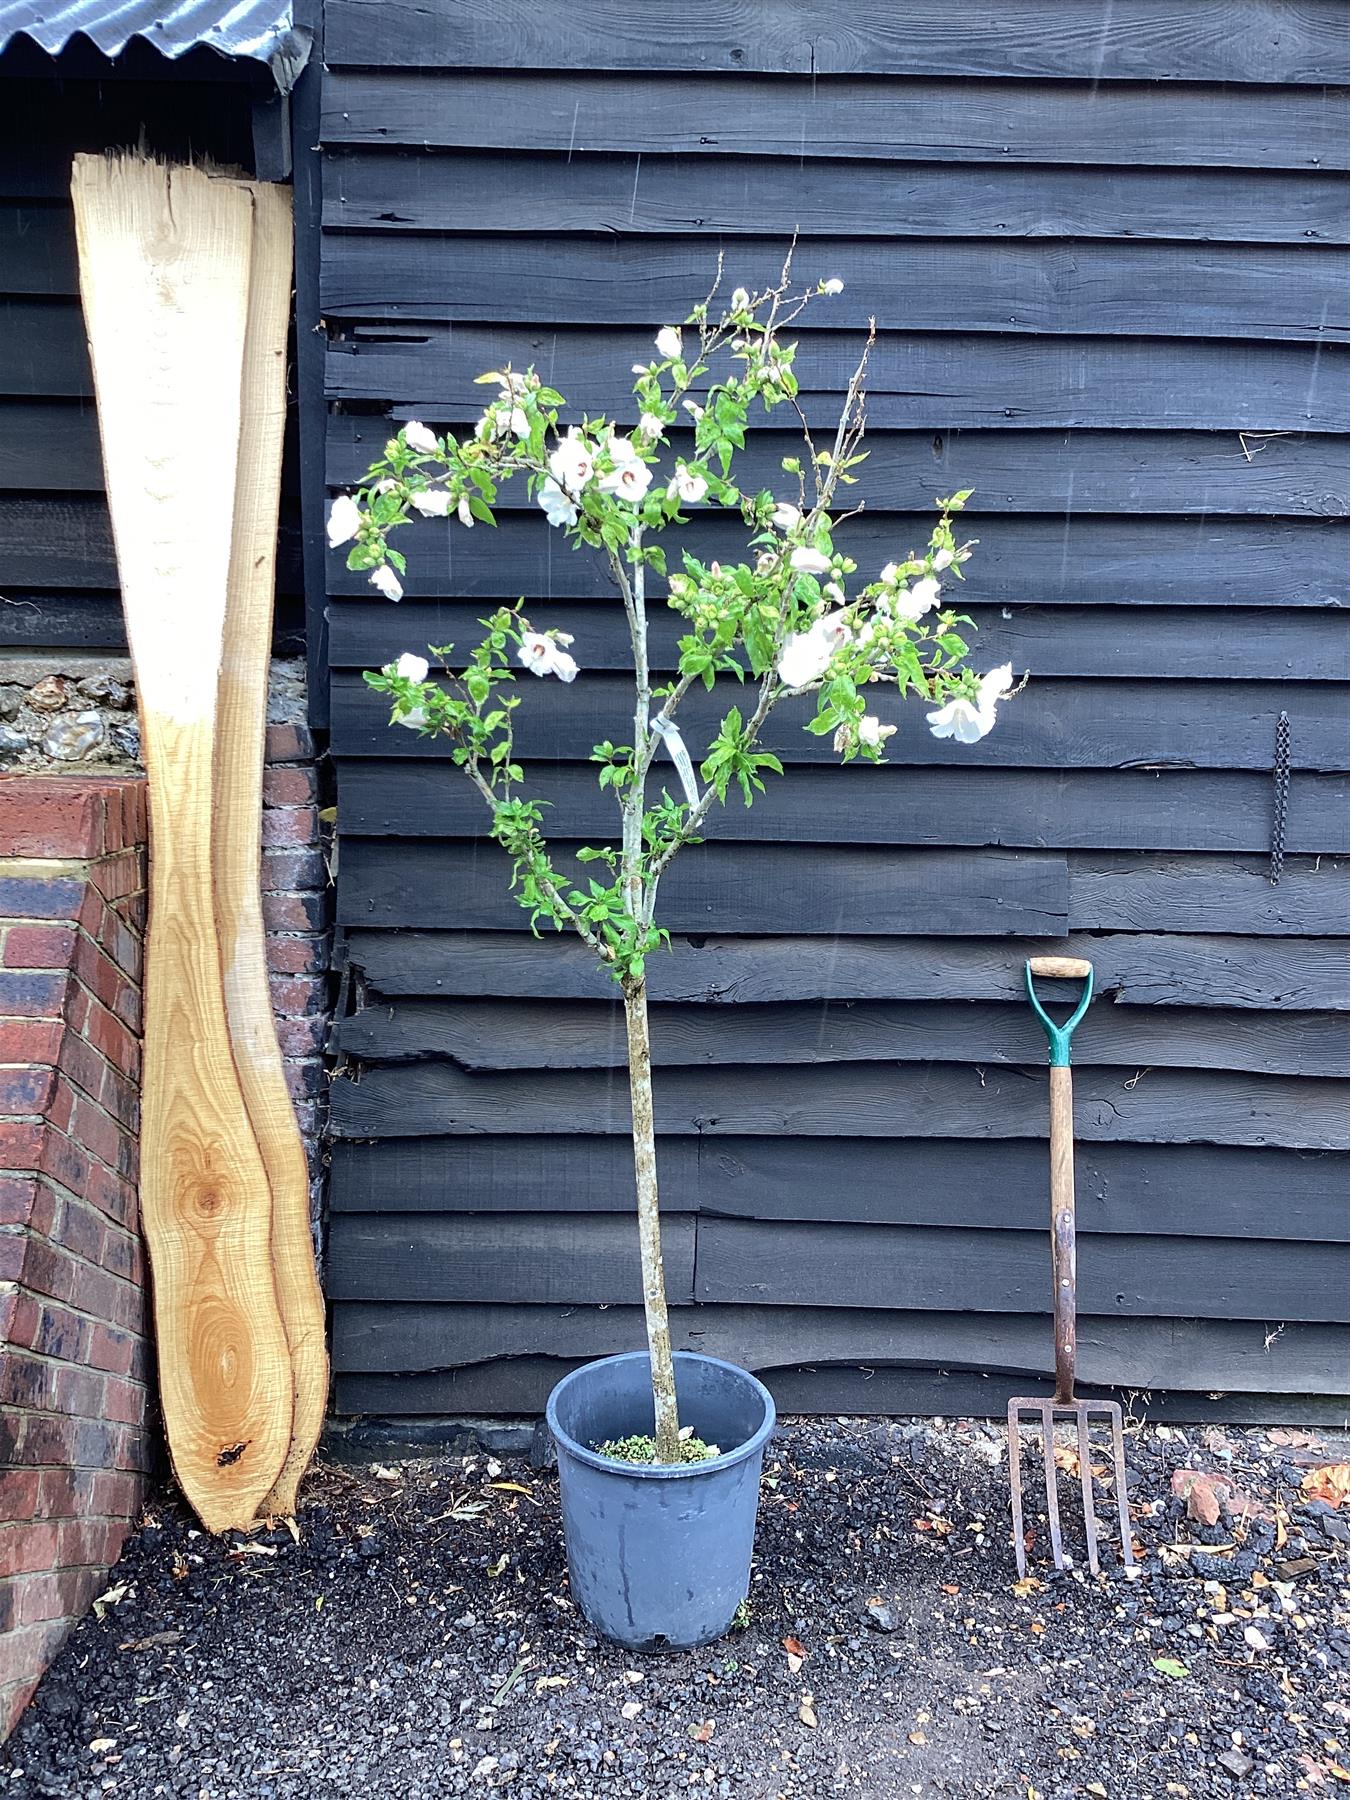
[3,1416,1348,1798]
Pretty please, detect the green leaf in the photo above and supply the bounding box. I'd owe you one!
[1152,1658,1190,1680]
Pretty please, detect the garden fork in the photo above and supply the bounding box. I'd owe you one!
[1007,956,1135,1579]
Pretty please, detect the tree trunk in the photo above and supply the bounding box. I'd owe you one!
[622,974,681,1462]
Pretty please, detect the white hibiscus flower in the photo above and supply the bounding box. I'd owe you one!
[369,565,403,602]
[408,488,452,518]
[655,325,683,359]
[549,430,596,495]
[667,466,708,505]
[327,494,362,548]
[518,631,579,682]
[789,546,832,575]
[402,421,439,455]
[537,477,579,528]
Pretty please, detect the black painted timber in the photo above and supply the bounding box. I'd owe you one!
[318,4,1350,1418]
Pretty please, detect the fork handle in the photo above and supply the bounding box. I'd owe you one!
[1049,1064,1078,1404]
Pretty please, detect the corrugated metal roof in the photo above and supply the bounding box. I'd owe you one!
[0,0,310,88]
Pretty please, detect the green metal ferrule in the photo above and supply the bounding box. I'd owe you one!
[1024,960,1093,1067]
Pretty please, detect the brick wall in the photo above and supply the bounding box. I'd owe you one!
[0,775,150,1738]
[262,719,330,1228]
[0,730,331,1738]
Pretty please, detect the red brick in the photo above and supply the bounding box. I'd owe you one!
[81,998,140,1080]
[0,1619,69,1696]
[0,1351,60,1410]
[265,721,315,763]
[0,1119,43,1173]
[87,1321,137,1378]
[0,1470,40,1529]
[0,1174,38,1229]
[263,888,327,933]
[263,764,319,806]
[0,776,145,860]
[68,1095,122,1171]
[265,934,327,975]
[274,1014,327,1058]
[261,805,319,849]
[56,1363,106,1419]
[88,846,146,907]
[261,846,327,893]
[269,973,329,1016]
[2,924,78,969]
[37,1124,92,1198]
[102,1376,146,1429]
[29,1300,90,1364]
[0,1523,59,1579]
[35,1467,84,1521]
[0,1019,64,1067]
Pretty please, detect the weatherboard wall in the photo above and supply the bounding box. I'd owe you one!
[320,0,1350,1423]
[0,38,304,659]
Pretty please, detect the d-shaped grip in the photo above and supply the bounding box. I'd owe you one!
[1025,958,1094,1068]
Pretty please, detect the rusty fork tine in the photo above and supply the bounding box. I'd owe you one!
[1104,1401,1136,1569]
[1008,1402,1028,1578]
[1076,1406,1101,1575]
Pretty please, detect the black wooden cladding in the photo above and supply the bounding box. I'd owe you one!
[0,58,302,655]
[321,1,1350,1420]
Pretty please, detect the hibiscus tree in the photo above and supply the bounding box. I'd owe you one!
[331,261,1015,1462]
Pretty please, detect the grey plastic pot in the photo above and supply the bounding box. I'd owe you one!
[545,1350,776,1651]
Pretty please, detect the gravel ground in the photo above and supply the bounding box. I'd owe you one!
[3,1415,1349,1799]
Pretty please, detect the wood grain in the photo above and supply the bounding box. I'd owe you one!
[323,0,1350,84]
[328,1136,1350,1245]
[215,181,327,1521]
[328,598,1350,680]
[326,423,1350,519]
[342,926,1350,1007]
[321,70,1350,170]
[71,154,292,1530]
[329,1300,1350,1397]
[324,150,1350,247]
[330,1059,1350,1152]
[337,763,1350,854]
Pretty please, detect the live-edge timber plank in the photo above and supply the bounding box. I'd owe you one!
[71,154,292,1530]
[215,180,327,1522]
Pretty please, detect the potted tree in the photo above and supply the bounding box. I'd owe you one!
[329,262,1015,1650]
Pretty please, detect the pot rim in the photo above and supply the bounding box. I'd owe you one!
[545,1349,776,1482]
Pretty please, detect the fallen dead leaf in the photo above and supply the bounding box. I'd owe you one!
[908,1730,927,1746]
[118,1630,183,1652]
[92,1583,130,1620]
[1011,1576,1044,1599]
[372,1464,402,1482]
[688,1720,715,1744]
[1303,1465,1350,1509]
[1269,1428,1324,1451]
[489,1482,540,1502]
[782,1635,808,1660]
[1243,1626,1271,1653]
[799,1699,817,1729]
[89,1739,117,1754]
